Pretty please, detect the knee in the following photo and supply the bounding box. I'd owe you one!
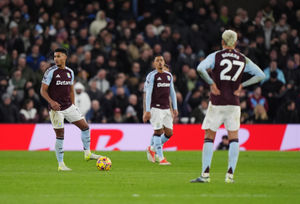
[154,129,164,135]
[165,131,173,138]
[56,130,64,139]
[81,126,89,131]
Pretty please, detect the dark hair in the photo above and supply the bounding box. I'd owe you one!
[222,135,228,140]
[152,54,164,62]
[54,48,68,56]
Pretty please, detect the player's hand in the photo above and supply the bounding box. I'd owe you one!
[210,83,221,95]
[143,111,151,123]
[50,101,61,111]
[234,84,243,96]
[173,110,178,118]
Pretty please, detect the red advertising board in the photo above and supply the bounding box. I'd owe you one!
[0,124,299,151]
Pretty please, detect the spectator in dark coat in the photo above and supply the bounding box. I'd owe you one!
[0,94,19,123]
[276,100,299,123]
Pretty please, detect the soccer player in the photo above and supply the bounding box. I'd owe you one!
[190,30,265,183]
[143,56,178,165]
[40,48,103,171]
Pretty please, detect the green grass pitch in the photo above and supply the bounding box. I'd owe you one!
[0,151,299,204]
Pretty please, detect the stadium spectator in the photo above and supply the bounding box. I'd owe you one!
[0,44,11,76]
[89,11,108,37]
[11,56,35,84]
[262,71,285,120]
[125,94,141,123]
[261,60,286,84]
[248,86,269,112]
[252,104,270,123]
[0,93,19,123]
[86,100,106,123]
[19,99,39,123]
[87,79,103,102]
[191,98,209,124]
[128,34,151,61]
[276,100,299,123]
[39,107,50,123]
[101,90,115,120]
[74,82,91,117]
[90,69,110,94]
[217,135,229,150]
[7,70,26,101]
[110,74,130,97]
[108,107,124,123]
[26,45,46,71]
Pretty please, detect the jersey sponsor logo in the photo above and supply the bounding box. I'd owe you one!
[157,82,170,87]
[56,74,61,78]
[56,80,72,85]
[157,77,162,80]
[67,73,71,78]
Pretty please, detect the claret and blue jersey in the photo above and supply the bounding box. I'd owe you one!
[42,65,74,110]
[144,70,177,112]
[197,49,265,106]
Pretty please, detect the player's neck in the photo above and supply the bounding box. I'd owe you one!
[57,64,66,69]
[223,45,235,50]
[156,68,164,73]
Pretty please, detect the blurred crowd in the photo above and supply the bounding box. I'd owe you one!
[0,0,299,124]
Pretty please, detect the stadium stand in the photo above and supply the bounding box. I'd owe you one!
[0,0,299,124]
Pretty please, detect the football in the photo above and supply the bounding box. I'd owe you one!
[96,156,112,171]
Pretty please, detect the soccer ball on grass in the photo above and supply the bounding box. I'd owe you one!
[96,156,112,171]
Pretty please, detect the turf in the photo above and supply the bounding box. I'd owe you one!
[0,151,299,204]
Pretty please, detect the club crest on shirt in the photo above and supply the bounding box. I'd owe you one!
[167,75,171,81]
[67,72,71,78]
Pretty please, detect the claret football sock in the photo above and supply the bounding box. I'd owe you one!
[153,135,164,160]
[55,139,64,163]
[228,139,239,174]
[81,129,91,150]
[202,138,214,174]
[161,134,169,145]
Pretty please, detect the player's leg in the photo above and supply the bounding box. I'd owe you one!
[153,129,170,165]
[147,135,156,163]
[191,129,216,183]
[64,104,101,160]
[72,118,102,160]
[49,110,71,171]
[225,130,239,183]
[162,108,174,146]
[224,105,241,183]
[191,103,222,183]
[162,127,172,145]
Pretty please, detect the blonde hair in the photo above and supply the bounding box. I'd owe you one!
[222,30,237,47]
[254,104,268,120]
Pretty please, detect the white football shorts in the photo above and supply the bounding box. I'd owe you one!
[202,102,241,132]
[49,104,84,129]
[150,107,173,130]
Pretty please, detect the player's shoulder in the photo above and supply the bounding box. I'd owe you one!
[146,70,157,79]
[65,67,74,74]
[164,70,172,77]
[44,65,58,75]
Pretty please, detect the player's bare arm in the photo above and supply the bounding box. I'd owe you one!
[143,111,151,123]
[210,83,221,96]
[70,84,75,104]
[40,83,61,111]
[233,84,243,96]
[143,92,146,114]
